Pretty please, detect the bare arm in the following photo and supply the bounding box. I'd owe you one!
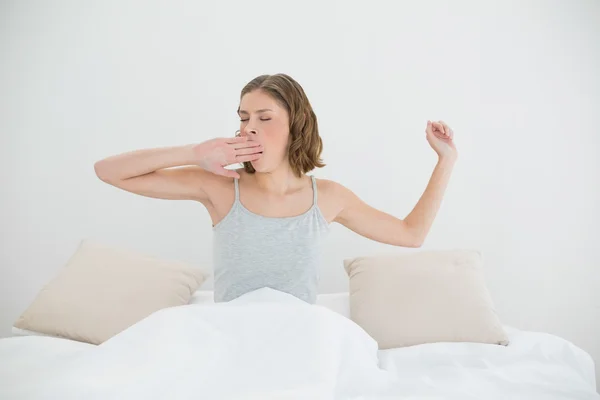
[333,120,457,247]
[93,137,263,202]
[334,157,456,247]
[94,145,210,201]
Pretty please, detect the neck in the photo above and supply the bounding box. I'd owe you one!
[250,165,305,195]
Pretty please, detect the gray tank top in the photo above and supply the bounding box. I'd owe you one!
[212,175,330,304]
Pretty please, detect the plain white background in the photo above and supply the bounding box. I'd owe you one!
[1,0,599,387]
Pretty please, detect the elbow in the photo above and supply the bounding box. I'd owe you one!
[405,238,424,248]
[397,221,425,248]
[409,231,426,248]
[392,233,424,248]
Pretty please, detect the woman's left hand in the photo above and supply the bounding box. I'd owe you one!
[426,120,457,161]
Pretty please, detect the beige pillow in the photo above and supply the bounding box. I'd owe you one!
[344,249,508,349]
[14,239,206,344]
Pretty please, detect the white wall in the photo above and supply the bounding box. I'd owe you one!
[1,0,599,386]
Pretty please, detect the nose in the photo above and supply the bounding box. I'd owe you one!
[242,127,258,138]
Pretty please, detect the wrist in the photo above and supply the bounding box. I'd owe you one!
[180,143,203,165]
[188,141,216,169]
[438,153,457,166]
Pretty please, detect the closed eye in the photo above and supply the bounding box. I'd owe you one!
[239,118,271,122]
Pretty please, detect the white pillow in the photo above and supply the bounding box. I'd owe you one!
[13,239,206,344]
[344,249,509,349]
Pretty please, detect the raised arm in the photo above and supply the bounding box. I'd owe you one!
[93,136,263,202]
[332,120,457,247]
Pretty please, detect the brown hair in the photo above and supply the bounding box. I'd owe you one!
[239,73,325,177]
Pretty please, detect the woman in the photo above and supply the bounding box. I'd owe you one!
[94,73,457,304]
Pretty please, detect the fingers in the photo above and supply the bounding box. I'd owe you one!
[235,145,263,156]
[236,153,262,163]
[428,120,453,139]
[232,141,262,150]
[226,136,248,144]
[439,120,450,137]
[226,136,262,149]
[439,121,454,140]
[232,141,261,150]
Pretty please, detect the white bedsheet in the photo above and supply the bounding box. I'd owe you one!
[0,288,597,399]
[378,327,598,399]
[0,335,93,379]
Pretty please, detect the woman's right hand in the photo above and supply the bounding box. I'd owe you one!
[192,136,263,178]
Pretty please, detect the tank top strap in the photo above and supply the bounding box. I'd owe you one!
[310,175,318,206]
[234,178,240,202]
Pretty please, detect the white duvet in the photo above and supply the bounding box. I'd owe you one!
[0,288,598,399]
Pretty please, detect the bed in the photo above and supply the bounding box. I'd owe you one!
[2,289,598,399]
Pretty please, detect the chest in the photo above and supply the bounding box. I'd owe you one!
[238,185,314,218]
[207,177,340,228]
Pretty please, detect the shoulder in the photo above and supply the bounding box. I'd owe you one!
[195,168,241,205]
[198,167,239,188]
[314,177,353,199]
[313,177,356,222]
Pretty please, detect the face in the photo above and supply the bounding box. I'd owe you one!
[238,90,290,173]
